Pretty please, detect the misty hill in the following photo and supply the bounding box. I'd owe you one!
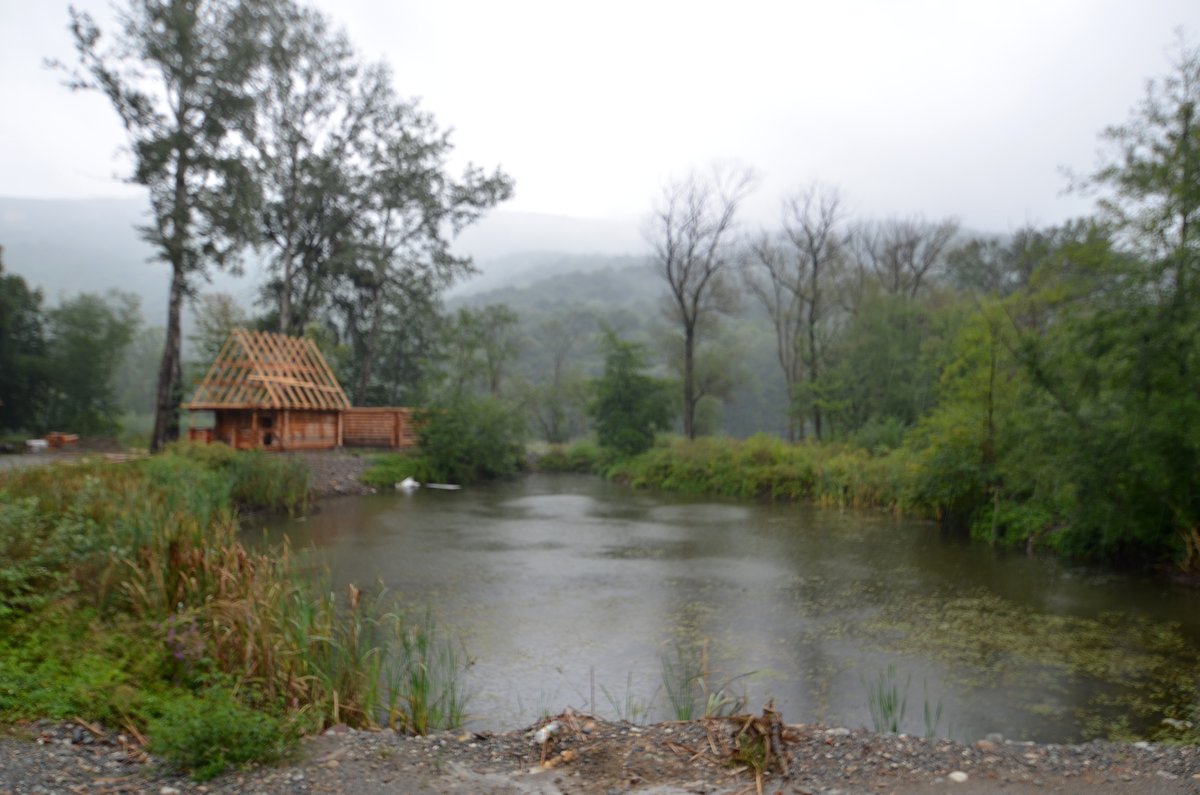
[0,196,647,321]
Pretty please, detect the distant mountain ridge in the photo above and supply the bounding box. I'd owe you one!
[0,196,648,322]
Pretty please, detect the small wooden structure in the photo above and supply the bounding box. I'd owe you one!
[185,329,416,451]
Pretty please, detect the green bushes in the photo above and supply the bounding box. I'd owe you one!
[363,394,526,486]
[415,394,526,483]
[533,439,610,474]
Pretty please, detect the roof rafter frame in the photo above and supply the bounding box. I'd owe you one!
[185,329,351,412]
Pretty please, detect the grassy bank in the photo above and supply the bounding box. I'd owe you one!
[0,444,468,779]
[533,435,925,516]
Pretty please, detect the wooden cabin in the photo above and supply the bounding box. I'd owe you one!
[185,329,417,451]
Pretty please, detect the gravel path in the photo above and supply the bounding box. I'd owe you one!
[2,715,1197,795]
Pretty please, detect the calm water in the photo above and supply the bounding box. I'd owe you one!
[257,474,1200,742]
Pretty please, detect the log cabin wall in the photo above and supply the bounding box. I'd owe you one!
[342,407,418,448]
[211,409,340,450]
[281,410,340,450]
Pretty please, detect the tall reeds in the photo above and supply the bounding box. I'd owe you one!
[0,443,468,748]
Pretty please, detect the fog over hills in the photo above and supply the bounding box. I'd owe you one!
[0,195,648,323]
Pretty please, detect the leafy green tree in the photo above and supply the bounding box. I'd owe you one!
[345,103,513,403]
[191,293,249,365]
[253,0,367,335]
[43,292,141,435]
[60,0,264,451]
[520,311,593,443]
[1017,37,1200,568]
[0,251,49,433]
[816,290,948,437]
[588,331,673,457]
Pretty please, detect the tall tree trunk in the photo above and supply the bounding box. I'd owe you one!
[807,317,821,441]
[683,324,696,439]
[354,280,385,404]
[152,139,190,454]
[151,267,186,452]
[279,245,293,334]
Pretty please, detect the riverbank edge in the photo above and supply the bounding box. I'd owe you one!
[3,712,1199,794]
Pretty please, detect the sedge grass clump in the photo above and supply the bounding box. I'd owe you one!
[863,663,909,734]
[660,640,749,721]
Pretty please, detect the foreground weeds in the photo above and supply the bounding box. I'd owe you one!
[0,443,470,779]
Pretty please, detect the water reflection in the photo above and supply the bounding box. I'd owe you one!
[256,474,1200,741]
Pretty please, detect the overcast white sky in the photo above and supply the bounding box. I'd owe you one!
[1,1,1197,232]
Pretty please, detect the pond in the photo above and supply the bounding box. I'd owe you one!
[258,473,1200,743]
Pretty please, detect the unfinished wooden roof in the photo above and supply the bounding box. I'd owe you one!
[186,329,351,411]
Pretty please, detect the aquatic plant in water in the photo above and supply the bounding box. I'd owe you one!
[862,664,909,734]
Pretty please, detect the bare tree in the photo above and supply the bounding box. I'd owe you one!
[744,185,845,440]
[646,164,756,439]
[849,216,959,301]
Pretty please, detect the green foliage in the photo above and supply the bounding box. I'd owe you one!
[0,252,49,433]
[42,291,141,435]
[414,393,526,483]
[814,290,953,437]
[534,440,608,473]
[588,331,674,457]
[0,612,173,730]
[149,685,290,781]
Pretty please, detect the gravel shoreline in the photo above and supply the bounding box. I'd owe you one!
[2,715,1198,794]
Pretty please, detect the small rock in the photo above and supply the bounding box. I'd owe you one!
[1155,771,1178,780]
[1133,741,1151,749]
[160,788,181,795]
[948,771,969,783]
[985,732,1005,745]
[975,740,998,752]
[824,727,851,737]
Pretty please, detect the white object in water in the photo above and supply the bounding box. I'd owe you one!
[425,483,462,491]
[25,439,48,453]
[396,476,420,492]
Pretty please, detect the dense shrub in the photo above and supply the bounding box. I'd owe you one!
[413,394,526,483]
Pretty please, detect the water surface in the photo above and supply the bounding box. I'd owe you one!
[258,474,1199,742]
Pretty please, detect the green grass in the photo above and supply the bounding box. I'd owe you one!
[361,452,439,488]
[0,442,471,779]
[610,434,925,515]
[533,440,609,473]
